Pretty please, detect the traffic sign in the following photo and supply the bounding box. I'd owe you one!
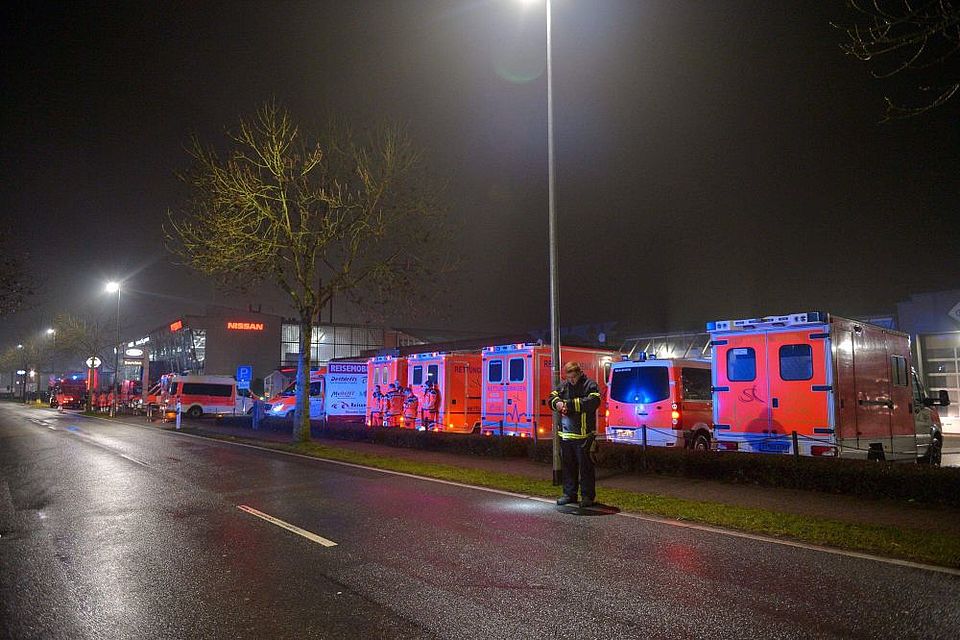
[948,301,960,325]
[236,365,253,390]
[85,356,102,369]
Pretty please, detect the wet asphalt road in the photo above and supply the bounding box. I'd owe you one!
[1,404,959,639]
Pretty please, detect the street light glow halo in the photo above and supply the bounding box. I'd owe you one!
[105,281,121,293]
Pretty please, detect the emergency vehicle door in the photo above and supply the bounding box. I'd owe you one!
[834,328,859,448]
[713,333,770,436]
[766,330,830,449]
[309,379,324,418]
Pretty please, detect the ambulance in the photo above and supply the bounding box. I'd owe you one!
[264,369,325,419]
[406,351,483,433]
[160,374,238,419]
[605,354,713,449]
[366,355,407,426]
[708,312,949,462]
[480,343,616,438]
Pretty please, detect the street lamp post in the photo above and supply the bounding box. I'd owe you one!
[544,0,564,486]
[524,0,563,485]
[106,281,121,415]
[16,344,25,403]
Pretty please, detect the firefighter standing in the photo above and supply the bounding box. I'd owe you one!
[422,380,441,430]
[385,382,404,427]
[370,384,384,426]
[550,361,602,508]
[402,387,419,429]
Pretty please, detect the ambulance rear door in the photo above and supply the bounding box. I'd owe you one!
[766,327,831,450]
[712,332,770,440]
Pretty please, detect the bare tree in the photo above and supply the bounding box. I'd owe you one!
[53,312,110,412]
[167,101,452,441]
[836,0,960,120]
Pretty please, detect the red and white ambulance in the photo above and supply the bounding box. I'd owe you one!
[708,312,948,461]
[406,351,483,433]
[160,374,238,419]
[366,355,407,426]
[480,343,616,438]
[605,354,713,449]
[264,369,326,419]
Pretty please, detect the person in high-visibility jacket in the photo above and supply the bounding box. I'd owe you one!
[402,387,419,429]
[422,380,441,430]
[385,383,404,427]
[549,361,602,508]
[370,385,384,426]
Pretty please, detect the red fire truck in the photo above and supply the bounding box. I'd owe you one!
[480,343,616,438]
[52,373,87,409]
[605,354,713,449]
[406,351,482,433]
[366,355,407,426]
[708,312,948,462]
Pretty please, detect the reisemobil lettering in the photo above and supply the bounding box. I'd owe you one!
[329,363,367,374]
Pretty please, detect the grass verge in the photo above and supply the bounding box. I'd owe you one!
[189,430,960,569]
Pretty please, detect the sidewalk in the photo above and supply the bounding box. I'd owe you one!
[152,416,960,537]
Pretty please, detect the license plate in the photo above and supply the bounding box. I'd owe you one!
[614,429,634,439]
[759,441,790,453]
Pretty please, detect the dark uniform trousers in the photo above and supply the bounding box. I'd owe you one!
[561,436,595,501]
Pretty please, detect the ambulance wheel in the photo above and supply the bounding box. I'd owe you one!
[186,406,203,419]
[691,432,710,452]
[920,434,943,466]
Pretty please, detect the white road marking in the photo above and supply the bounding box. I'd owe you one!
[81,413,960,576]
[237,505,337,547]
[119,453,149,467]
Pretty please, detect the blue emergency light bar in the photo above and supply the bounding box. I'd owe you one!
[707,311,824,332]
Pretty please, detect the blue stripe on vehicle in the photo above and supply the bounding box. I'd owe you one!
[811,385,832,391]
[809,332,830,339]
[712,386,729,392]
[709,340,728,346]
[714,424,731,430]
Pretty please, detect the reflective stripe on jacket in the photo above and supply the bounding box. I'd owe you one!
[549,376,601,440]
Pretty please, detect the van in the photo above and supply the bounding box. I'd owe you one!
[161,375,237,419]
[708,312,949,461]
[264,370,325,419]
[605,355,713,449]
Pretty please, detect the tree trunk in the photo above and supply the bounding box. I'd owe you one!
[294,316,312,442]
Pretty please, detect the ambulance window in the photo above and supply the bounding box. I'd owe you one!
[427,364,439,382]
[381,367,388,385]
[890,355,908,387]
[488,360,503,383]
[681,368,712,400]
[412,366,423,385]
[509,358,525,383]
[309,381,323,396]
[779,344,813,381]
[727,348,756,382]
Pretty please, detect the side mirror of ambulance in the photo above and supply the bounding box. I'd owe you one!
[923,390,951,408]
[937,389,951,407]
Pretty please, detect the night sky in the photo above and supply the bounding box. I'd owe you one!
[2,0,958,346]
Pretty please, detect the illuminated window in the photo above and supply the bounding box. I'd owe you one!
[727,347,756,382]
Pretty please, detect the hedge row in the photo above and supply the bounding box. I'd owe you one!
[211,416,960,508]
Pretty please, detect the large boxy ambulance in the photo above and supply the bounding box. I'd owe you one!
[708,312,948,462]
[480,343,616,438]
[406,351,483,433]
